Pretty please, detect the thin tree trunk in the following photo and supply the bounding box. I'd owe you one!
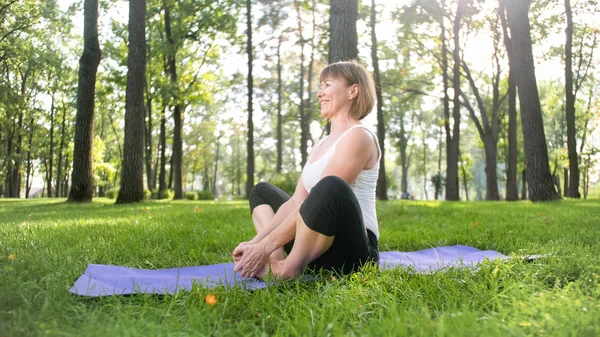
[163,1,183,199]
[459,150,469,201]
[144,78,155,191]
[499,0,518,201]
[246,0,255,198]
[25,113,34,198]
[276,33,283,173]
[521,169,527,200]
[213,136,221,197]
[371,0,387,200]
[294,1,308,167]
[158,106,167,198]
[68,0,101,202]
[47,93,55,197]
[563,167,569,197]
[506,71,518,200]
[446,0,465,201]
[56,104,67,198]
[117,0,146,204]
[564,0,580,198]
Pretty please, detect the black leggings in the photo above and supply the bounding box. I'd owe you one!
[249,175,379,275]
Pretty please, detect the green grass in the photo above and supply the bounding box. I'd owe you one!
[0,198,599,336]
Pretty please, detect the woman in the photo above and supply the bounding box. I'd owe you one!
[233,61,381,279]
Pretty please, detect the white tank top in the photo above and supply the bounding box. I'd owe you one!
[301,124,381,239]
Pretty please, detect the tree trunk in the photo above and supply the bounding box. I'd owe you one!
[564,0,580,198]
[163,1,183,200]
[68,0,101,202]
[56,104,67,198]
[117,0,146,204]
[276,33,283,173]
[47,93,55,197]
[295,1,308,167]
[158,106,167,198]
[144,78,155,191]
[483,140,499,200]
[499,0,518,201]
[506,71,518,200]
[329,0,358,62]
[505,0,558,201]
[521,168,527,200]
[563,167,569,197]
[213,136,220,197]
[246,0,255,198]
[371,0,387,200]
[459,151,469,201]
[445,0,465,201]
[25,113,34,198]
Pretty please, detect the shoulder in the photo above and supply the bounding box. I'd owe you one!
[337,127,376,153]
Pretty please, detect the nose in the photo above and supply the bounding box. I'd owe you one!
[317,87,324,98]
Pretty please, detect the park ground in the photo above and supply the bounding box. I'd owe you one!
[0,198,599,336]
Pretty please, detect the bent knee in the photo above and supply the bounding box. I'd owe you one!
[312,176,351,194]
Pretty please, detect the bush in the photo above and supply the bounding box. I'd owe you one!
[271,172,299,196]
[144,189,152,200]
[106,188,120,199]
[186,191,198,200]
[158,189,174,200]
[196,190,214,200]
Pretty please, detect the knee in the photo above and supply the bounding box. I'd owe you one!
[311,176,351,196]
[249,182,271,212]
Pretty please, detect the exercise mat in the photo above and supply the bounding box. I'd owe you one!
[70,245,506,297]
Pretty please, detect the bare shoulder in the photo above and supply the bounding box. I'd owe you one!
[336,127,378,156]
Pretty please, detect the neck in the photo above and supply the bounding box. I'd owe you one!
[329,115,360,134]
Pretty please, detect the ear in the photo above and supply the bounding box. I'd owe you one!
[348,84,359,100]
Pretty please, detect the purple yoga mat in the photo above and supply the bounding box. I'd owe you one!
[70,245,507,297]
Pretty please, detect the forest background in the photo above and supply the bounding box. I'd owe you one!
[1,0,598,203]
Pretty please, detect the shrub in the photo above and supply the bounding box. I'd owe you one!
[271,172,300,196]
[106,188,120,199]
[158,189,174,200]
[197,190,214,200]
[186,191,198,200]
[144,189,152,200]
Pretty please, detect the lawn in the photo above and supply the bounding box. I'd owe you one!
[0,198,598,336]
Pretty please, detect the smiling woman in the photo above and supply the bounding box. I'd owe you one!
[233,61,382,280]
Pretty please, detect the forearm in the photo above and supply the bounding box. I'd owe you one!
[251,198,298,243]
[258,207,298,255]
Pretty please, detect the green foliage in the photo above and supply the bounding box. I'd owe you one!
[270,172,300,196]
[196,190,215,200]
[159,189,175,200]
[186,191,198,200]
[144,189,152,200]
[105,188,120,199]
[1,199,600,335]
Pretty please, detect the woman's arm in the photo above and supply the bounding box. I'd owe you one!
[248,178,308,243]
[320,128,377,183]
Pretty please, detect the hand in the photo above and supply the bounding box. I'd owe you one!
[232,241,251,264]
[233,243,269,278]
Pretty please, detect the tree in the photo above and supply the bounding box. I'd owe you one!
[246,0,255,198]
[68,0,101,202]
[504,0,558,201]
[116,0,147,204]
[445,0,466,201]
[564,0,580,198]
[294,0,309,167]
[460,14,507,201]
[371,0,388,200]
[498,0,519,201]
[329,0,358,62]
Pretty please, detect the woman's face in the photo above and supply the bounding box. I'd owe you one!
[317,76,357,119]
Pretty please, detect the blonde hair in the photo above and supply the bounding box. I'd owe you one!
[319,61,377,120]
